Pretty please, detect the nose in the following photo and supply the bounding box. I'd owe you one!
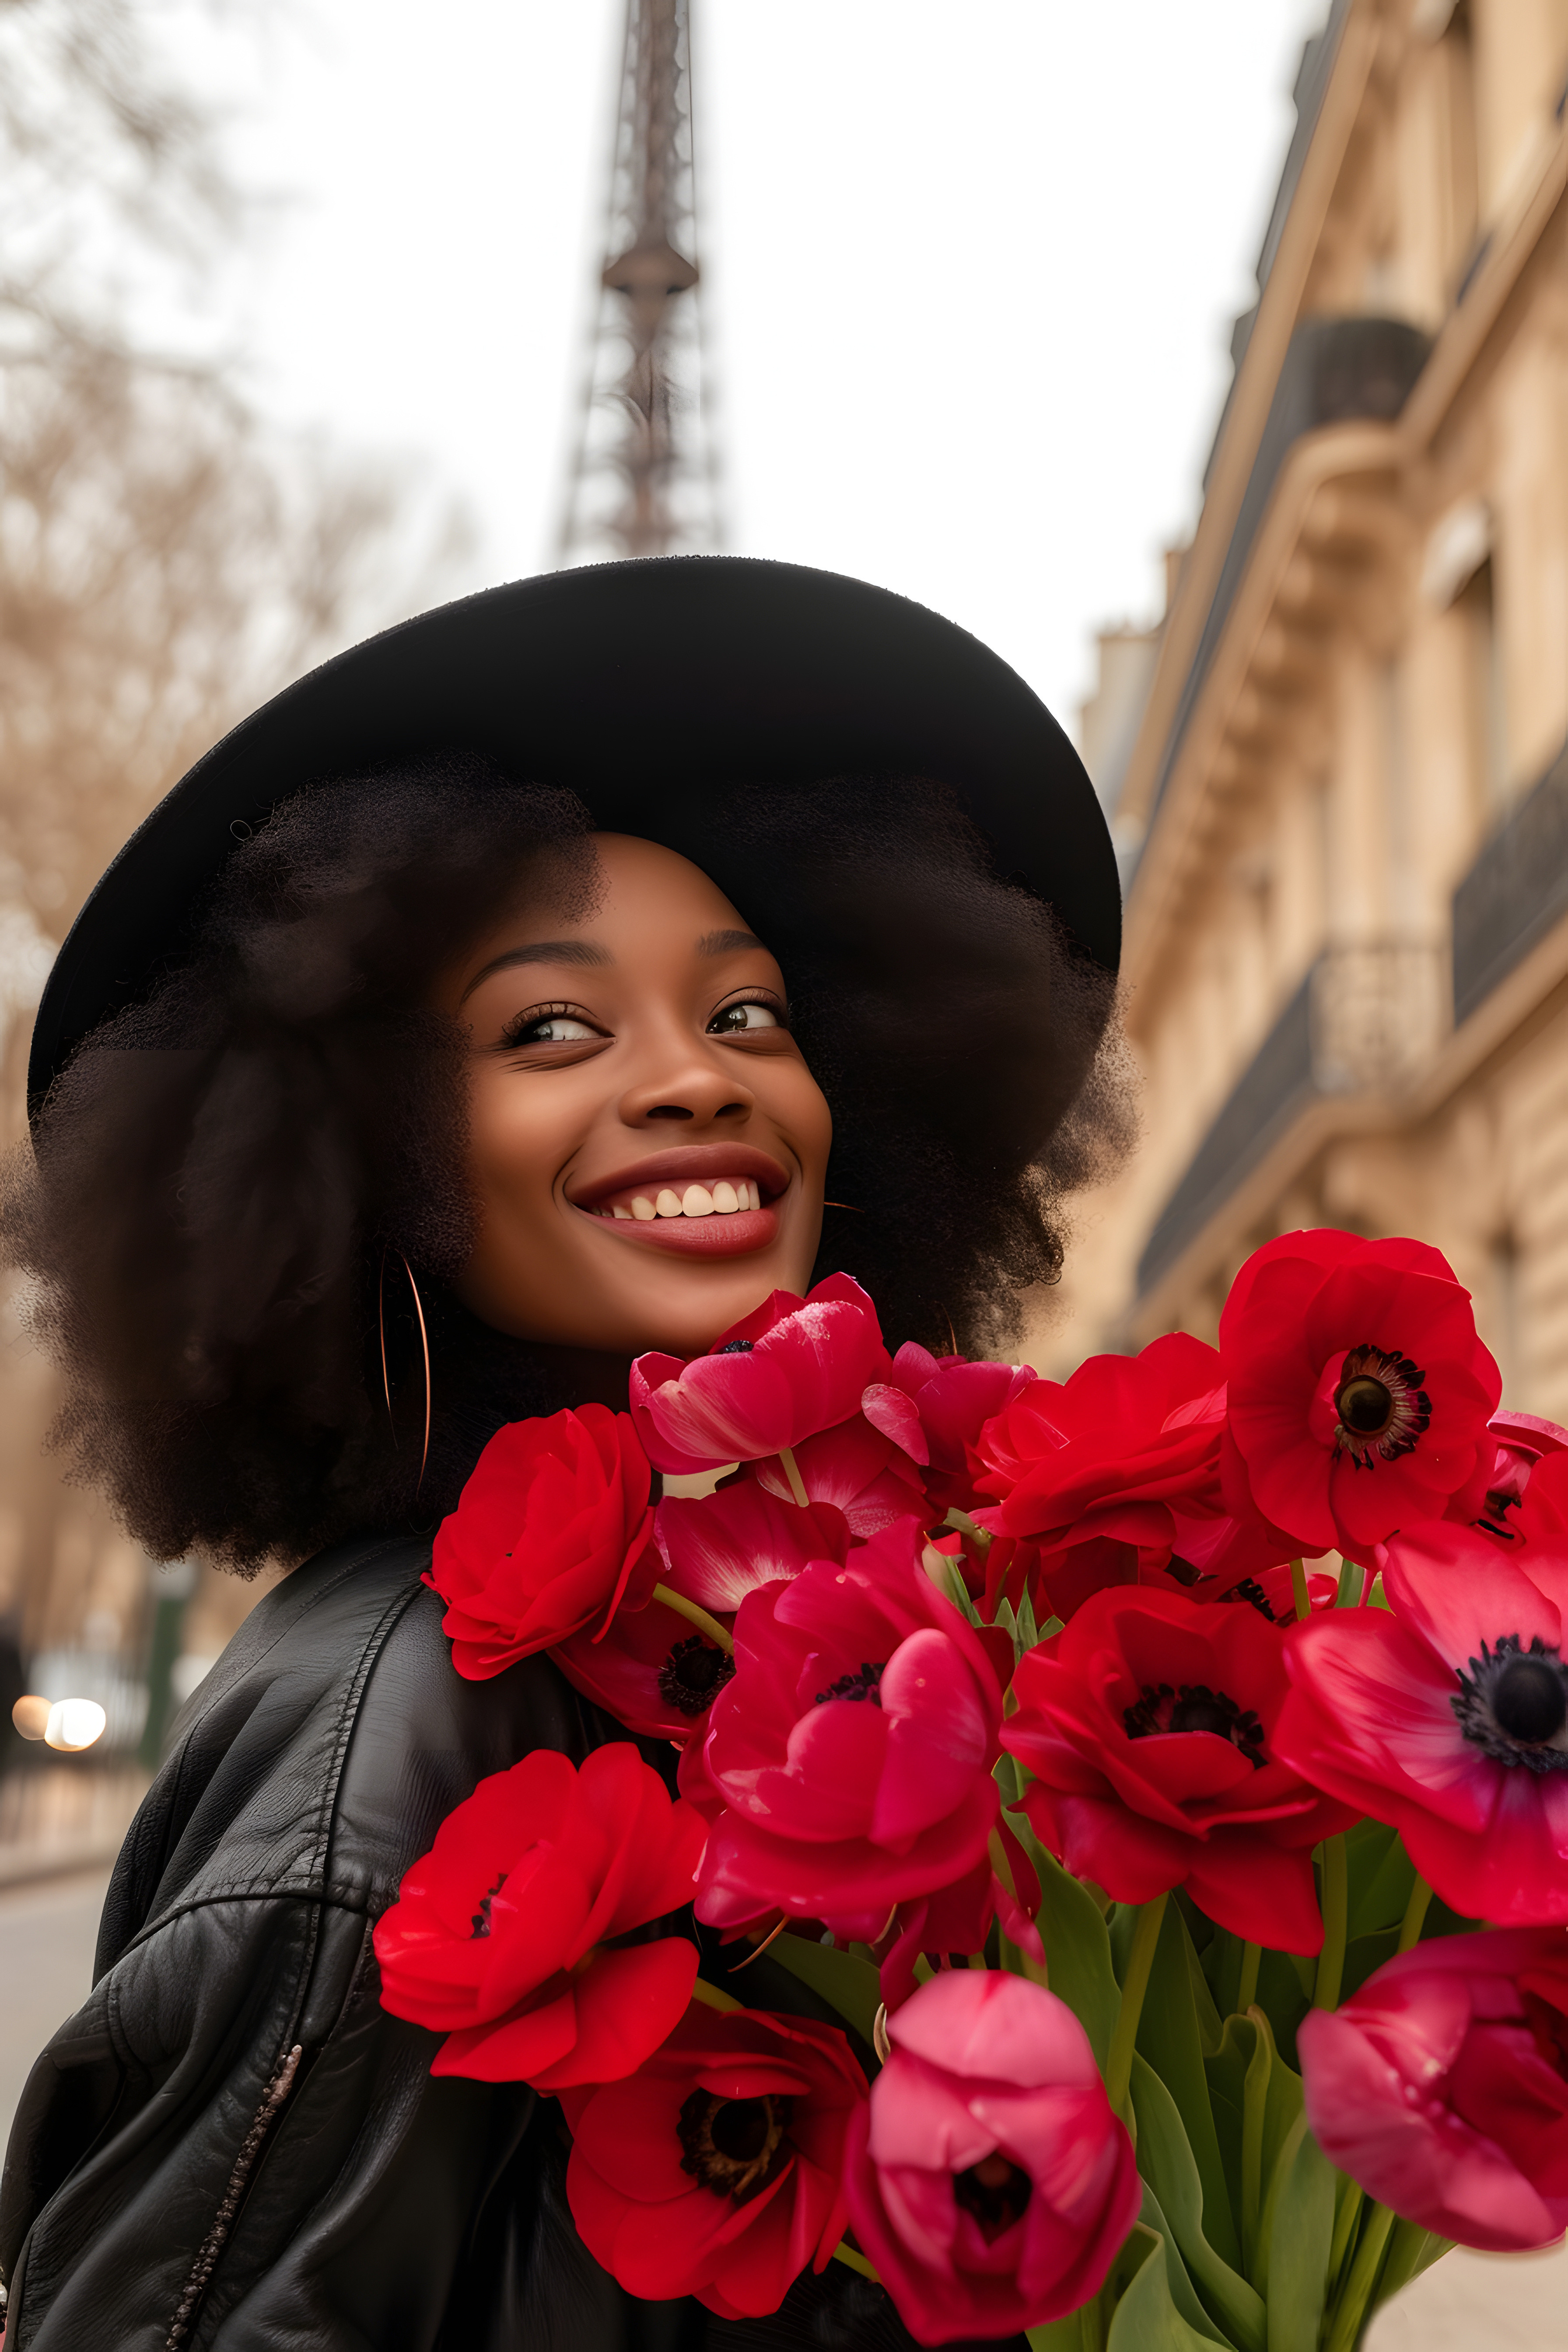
[619,1040,755,1128]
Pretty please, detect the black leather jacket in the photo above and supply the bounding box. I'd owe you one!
[0,1535,1012,2352]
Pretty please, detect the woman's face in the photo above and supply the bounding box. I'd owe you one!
[434,833,833,1358]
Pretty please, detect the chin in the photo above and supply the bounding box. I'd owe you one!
[621,1262,808,1357]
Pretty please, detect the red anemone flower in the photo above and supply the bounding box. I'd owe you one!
[428,1405,657,1677]
[1469,1411,1568,1551]
[1298,1928,1568,2250]
[692,1523,1004,1944]
[971,1335,1286,1600]
[1002,1586,1354,1952]
[551,1596,736,1743]
[842,1969,1139,2346]
[629,1274,891,1473]
[1273,1520,1568,1924]
[1220,1229,1501,1561]
[560,2000,867,2319]
[373,1745,706,2091]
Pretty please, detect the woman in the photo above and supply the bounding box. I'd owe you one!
[0,558,1127,2349]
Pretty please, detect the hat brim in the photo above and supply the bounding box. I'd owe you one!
[30,556,1119,1110]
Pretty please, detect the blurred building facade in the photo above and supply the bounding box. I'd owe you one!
[1052,0,1568,1419]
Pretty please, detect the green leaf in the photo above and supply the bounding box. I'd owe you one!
[767,1932,882,2045]
[1104,2187,1240,2350]
[1372,2218,1453,2308]
[1026,2310,1090,2352]
[1253,2115,1337,2350]
[1204,2009,1305,2295]
[1006,1809,1120,2068]
[1344,1820,1416,1940]
[1130,2054,1266,2352]
[1129,1899,1242,2272]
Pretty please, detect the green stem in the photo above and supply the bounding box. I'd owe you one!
[830,2239,878,2281]
[1335,1554,1365,1607]
[650,1583,734,1656]
[1104,1892,1167,2115]
[1236,1941,1261,2015]
[776,1445,810,1509]
[1322,2201,1396,2352]
[1290,1557,1311,1621]
[1327,2180,1365,2300]
[1396,1872,1435,1953]
[1315,1835,1349,2010]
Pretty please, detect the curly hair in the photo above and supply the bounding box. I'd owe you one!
[4,754,1131,1571]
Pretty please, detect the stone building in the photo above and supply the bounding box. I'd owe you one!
[1050,0,1568,1424]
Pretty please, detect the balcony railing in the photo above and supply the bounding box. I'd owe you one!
[1137,942,1445,1298]
[1452,735,1568,1026]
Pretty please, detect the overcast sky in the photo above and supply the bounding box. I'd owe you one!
[203,0,1326,732]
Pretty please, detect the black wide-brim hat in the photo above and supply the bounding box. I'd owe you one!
[30,556,1119,1110]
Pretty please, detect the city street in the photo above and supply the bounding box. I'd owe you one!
[0,1866,1564,2346]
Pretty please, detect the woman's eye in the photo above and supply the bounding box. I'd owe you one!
[709,1001,780,1034]
[508,1012,601,1046]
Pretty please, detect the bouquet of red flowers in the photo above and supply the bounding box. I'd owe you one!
[376,1240,1568,2347]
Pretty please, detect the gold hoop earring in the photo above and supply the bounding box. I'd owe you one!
[378,1249,432,1493]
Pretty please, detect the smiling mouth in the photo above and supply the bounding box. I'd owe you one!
[568,1150,788,1259]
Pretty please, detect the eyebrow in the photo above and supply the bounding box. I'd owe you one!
[460,939,612,1002]
[698,929,766,956]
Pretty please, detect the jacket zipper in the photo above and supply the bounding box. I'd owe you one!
[164,2042,303,2349]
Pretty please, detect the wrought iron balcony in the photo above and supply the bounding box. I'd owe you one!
[1137,942,1445,1298]
[1452,735,1568,1026]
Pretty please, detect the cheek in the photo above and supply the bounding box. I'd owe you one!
[465,1076,566,1218]
[766,1058,833,1167]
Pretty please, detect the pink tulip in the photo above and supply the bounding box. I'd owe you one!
[1298,1928,1568,2251]
[628,1274,891,1473]
[750,1412,927,1538]
[861,1343,1034,1513]
[654,1480,849,1613]
[692,1522,1004,1941]
[843,1969,1140,2345]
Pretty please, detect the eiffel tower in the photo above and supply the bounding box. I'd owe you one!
[555,0,720,564]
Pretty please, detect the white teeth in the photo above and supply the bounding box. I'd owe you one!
[606,1179,766,1220]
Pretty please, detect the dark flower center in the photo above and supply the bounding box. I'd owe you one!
[1477,1490,1522,1541]
[657,1634,735,1718]
[677,2089,794,2203]
[470,1871,508,1939]
[1124,1681,1267,1768]
[1452,1635,1568,1773]
[954,2152,1032,2244]
[718,1339,755,1354]
[815,1661,886,1704]
[1220,1577,1284,1624]
[1332,1344,1431,1468]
